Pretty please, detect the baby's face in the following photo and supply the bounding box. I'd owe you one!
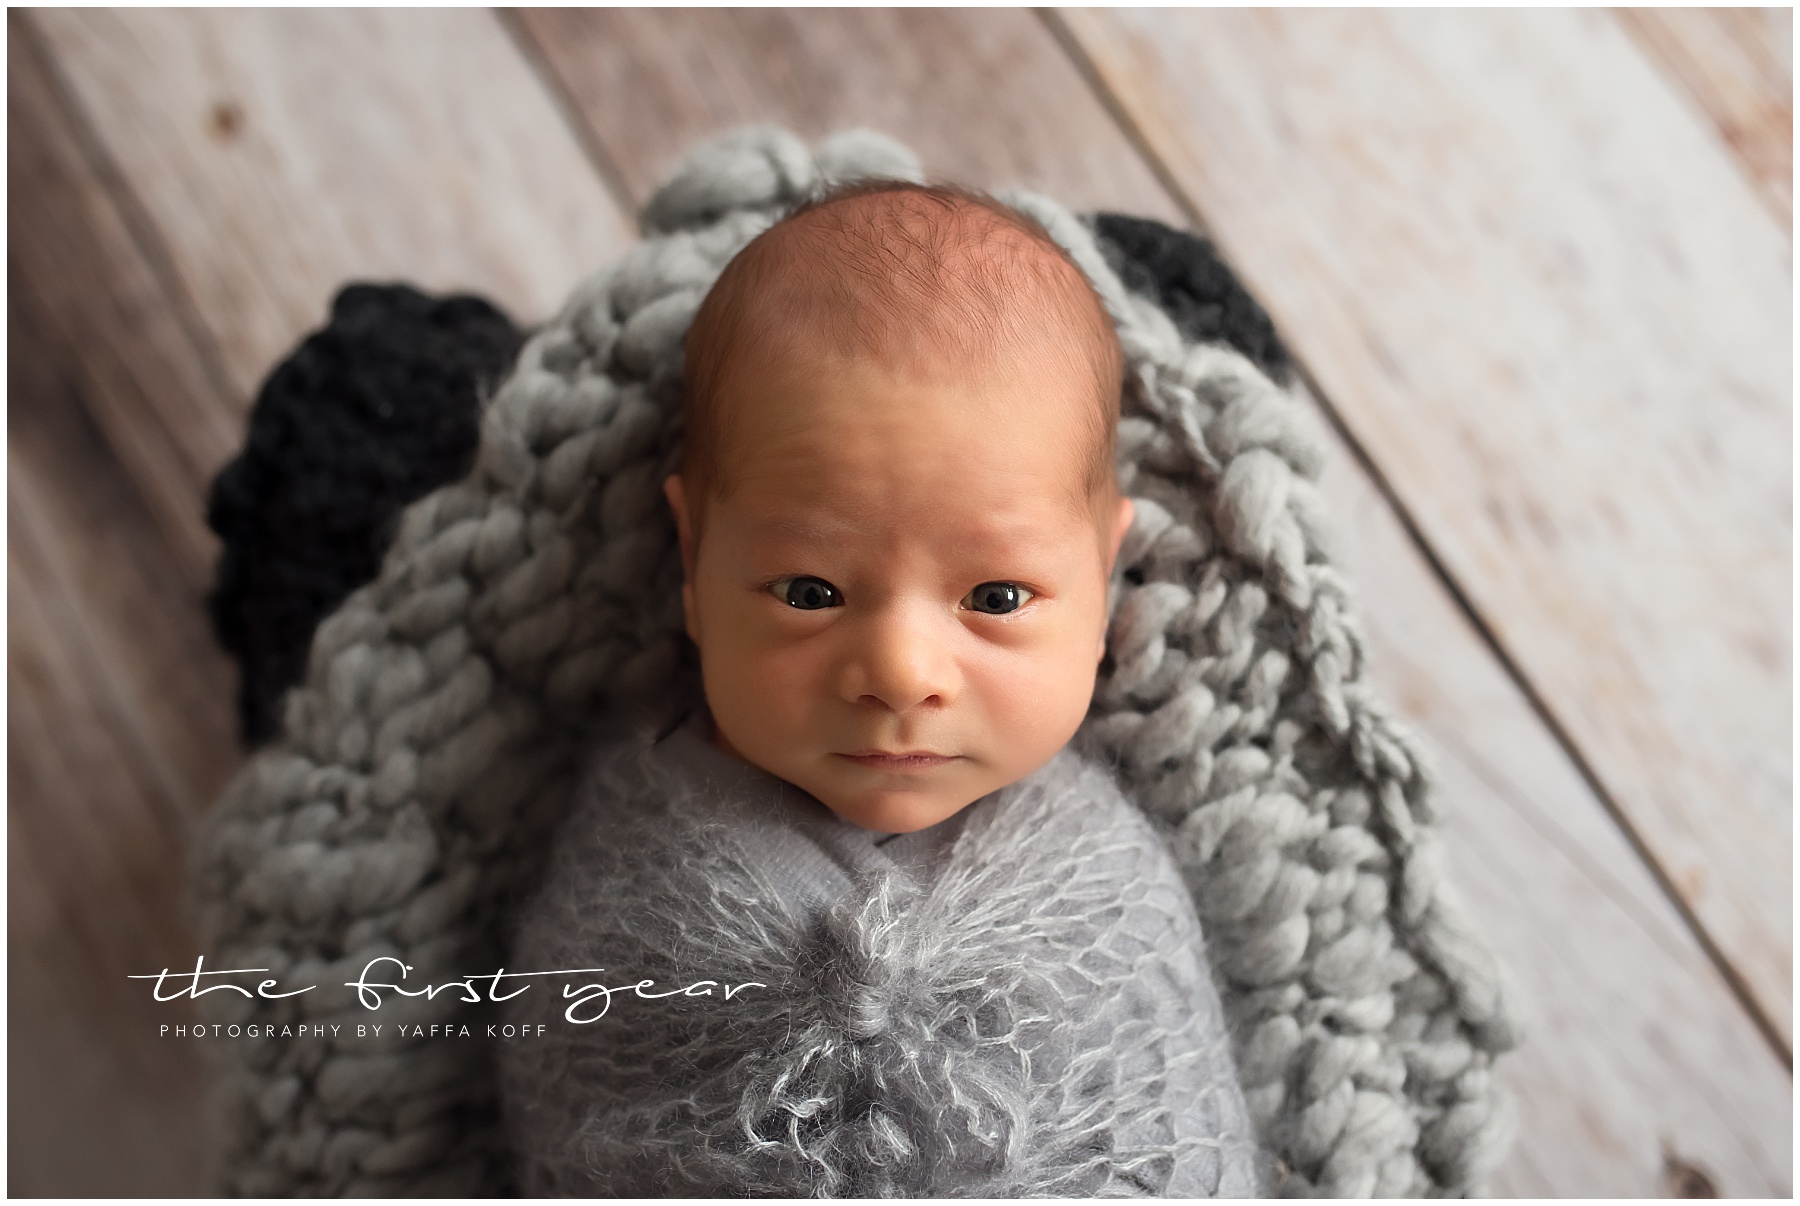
[666,344,1131,834]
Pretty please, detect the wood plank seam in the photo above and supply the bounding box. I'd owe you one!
[16,10,245,437]
[496,7,641,235]
[1035,5,1794,1070]
[9,20,238,585]
[1035,8,1216,240]
[1428,722,1729,972]
[1613,8,1793,230]
[8,405,204,862]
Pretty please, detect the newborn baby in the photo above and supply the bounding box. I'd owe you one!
[498,183,1260,1196]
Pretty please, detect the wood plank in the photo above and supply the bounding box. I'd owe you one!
[8,593,209,1198]
[1058,6,1793,1044]
[11,9,640,1194]
[1616,8,1793,227]
[7,62,244,1196]
[6,285,243,909]
[7,917,204,1198]
[9,11,235,584]
[519,9,1793,1192]
[28,7,634,400]
[515,7,1186,224]
[8,294,229,1197]
[1312,381,1792,1196]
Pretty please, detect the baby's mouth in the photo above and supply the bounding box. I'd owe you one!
[837,750,957,772]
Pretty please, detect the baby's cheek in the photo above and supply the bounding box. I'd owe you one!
[704,634,830,748]
[975,640,1097,761]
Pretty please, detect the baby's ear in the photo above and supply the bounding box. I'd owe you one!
[1099,496,1134,664]
[1106,496,1135,575]
[663,475,701,641]
[664,475,696,572]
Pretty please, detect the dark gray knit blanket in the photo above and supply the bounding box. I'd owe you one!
[498,722,1262,1197]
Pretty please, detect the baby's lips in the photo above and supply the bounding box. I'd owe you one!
[837,750,958,771]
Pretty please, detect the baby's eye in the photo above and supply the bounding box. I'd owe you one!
[963,582,1033,615]
[771,576,843,610]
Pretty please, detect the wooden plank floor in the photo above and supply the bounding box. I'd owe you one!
[9,8,1790,1197]
[1059,6,1795,1045]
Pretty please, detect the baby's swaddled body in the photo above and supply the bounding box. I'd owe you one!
[498,716,1261,1197]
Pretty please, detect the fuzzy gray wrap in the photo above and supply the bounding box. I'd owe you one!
[192,126,1524,1197]
[499,732,1261,1196]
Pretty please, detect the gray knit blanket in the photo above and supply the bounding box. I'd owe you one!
[500,722,1262,1196]
[192,127,1523,1197]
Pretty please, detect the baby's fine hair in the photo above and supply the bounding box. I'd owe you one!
[681,181,1124,512]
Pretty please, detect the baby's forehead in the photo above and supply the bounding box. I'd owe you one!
[685,184,1123,515]
[717,351,1105,531]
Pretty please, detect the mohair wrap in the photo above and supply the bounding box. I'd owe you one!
[500,737,1262,1196]
[192,126,1524,1197]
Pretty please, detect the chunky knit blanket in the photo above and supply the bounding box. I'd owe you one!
[193,127,1523,1197]
[501,727,1262,1196]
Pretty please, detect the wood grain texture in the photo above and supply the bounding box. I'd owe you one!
[1058,6,1793,1043]
[1311,381,1792,1196]
[1617,7,1794,227]
[29,6,633,399]
[9,13,236,585]
[9,294,232,1196]
[10,7,638,1194]
[516,7,1186,224]
[520,10,1792,1192]
[8,24,239,1192]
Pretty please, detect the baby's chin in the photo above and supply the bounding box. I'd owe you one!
[794,753,1026,833]
[813,785,977,835]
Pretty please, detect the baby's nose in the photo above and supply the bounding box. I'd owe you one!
[839,602,960,713]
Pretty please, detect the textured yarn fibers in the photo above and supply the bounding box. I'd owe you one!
[192,126,1523,1197]
[206,284,523,743]
[501,742,1262,1197]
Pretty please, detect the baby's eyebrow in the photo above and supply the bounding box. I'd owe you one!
[745,510,1079,555]
[744,513,861,543]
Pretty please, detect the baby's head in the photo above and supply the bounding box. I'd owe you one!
[666,182,1133,833]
